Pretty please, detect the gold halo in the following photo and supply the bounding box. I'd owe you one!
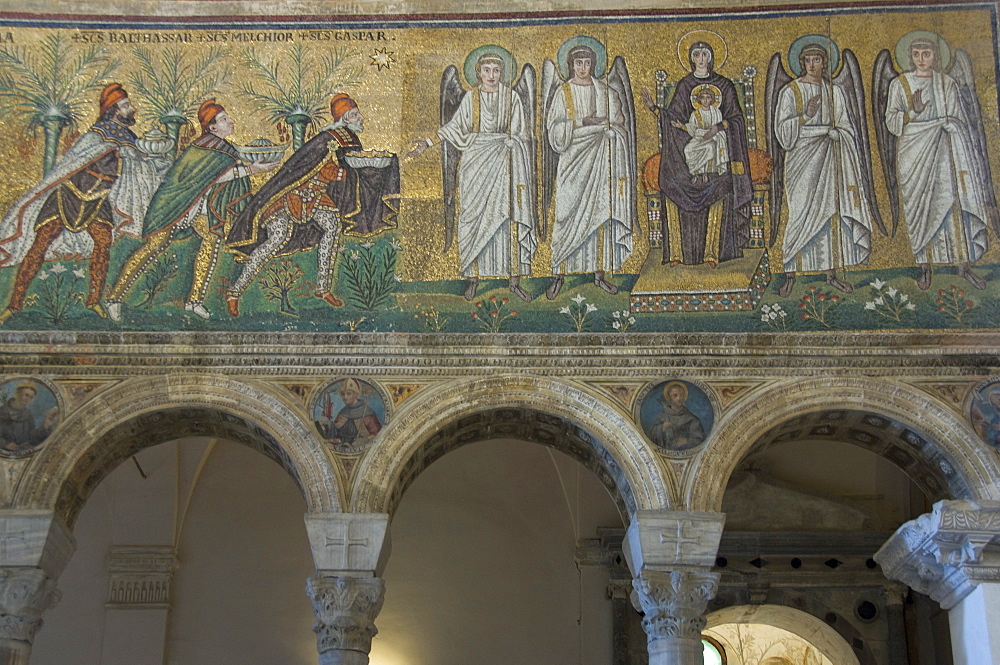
[690,84,722,108]
[661,381,689,402]
[677,30,728,73]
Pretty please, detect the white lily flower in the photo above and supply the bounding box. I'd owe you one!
[559,307,571,315]
[628,317,635,324]
[874,296,884,306]
[778,311,786,318]
[612,321,621,329]
[905,303,916,310]
[50,264,67,274]
[899,294,909,303]
[350,251,360,261]
[38,271,49,281]
[886,286,898,298]
[585,303,598,313]
[612,311,620,319]
[72,269,86,279]
[361,240,375,249]
[761,315,769,322]
[769,311,777,320]
[572,293,586,305]
[871,278,886,290]
[393,273,402,282]
[389,239,403,250]
[864,302,876,310]
[762,304,771,313]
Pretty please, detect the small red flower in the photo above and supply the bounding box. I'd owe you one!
[809,286,817,292]
[489,295,497,302]
[831,295,840,301]
[510,310,518,316]
[966,300,975,308]
[501,297,509,304]
[958,289,965,296]
[801,313,810,319]
[475,301,483,307]
[938,289,946,295]
[471,312,479,318]
[798,302,807,309]
[936,298,944,304]
[937,306,945,311]
[817,293,827,301]
[802,295,811,302]
[490,310,498,317]
[950,285,958,292]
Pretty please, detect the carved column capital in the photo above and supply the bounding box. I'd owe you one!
[0,568,60,644]
[307,575,385,665]
[630,569,720,642]
[875,499,1000,609]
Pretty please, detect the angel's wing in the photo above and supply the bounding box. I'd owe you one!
[951,48,1000,236]
[540,59,562,241]
[607,55,639,231]
[872,49,900,237]
[764,53,793,246]
[440,65,465,251]
[513,63,539,236]
[834,49,886,236]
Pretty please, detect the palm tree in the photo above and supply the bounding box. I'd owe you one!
[239,43,364,151]
[128,45,230,158]
[0,34,118,174]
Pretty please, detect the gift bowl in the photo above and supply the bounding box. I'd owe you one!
[237,138,288,164]
[343,149,394,169]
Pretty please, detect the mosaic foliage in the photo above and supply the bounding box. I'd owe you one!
[0,4,995,333]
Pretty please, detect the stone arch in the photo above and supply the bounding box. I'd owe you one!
[351,375,676,516]
[689,377,1000,512]
[12,374,341,527]
[706,603,862,665]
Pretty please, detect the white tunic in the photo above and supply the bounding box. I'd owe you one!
[775,78,873,273]
[438,85,537,278]
[682,105,729,176]
[546,78,634,274]
[885,70,989,265]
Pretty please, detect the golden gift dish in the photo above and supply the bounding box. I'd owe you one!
[343,149,395,168]
[237,138,289,164]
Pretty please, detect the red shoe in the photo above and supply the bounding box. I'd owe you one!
[315,291,343,307]
[226,296,240,317]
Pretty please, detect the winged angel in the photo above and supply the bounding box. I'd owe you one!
[540,36,637,300]
[766,35,884,298]
[873,31,999,291]
[410,46,538,302]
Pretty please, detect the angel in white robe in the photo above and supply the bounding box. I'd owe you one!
[409,49,538,302]
[541,41,637,300]
[767,39,884,297]
[875,33,998,291]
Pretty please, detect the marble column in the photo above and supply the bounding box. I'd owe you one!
[0,510,75,665]
[304,513,391,665]
[874,499,1000,665]
[623,510,725,665]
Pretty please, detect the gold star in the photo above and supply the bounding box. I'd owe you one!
[370,47,396,71]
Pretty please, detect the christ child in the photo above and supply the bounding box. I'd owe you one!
[671,86,729,184]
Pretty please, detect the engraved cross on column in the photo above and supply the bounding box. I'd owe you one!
[658,520,700,561]
[324,522,370,569]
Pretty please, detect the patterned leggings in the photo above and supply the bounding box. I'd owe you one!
[8,219,112,310]
[229,207,341,296]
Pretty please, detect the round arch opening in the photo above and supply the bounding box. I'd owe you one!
[706,604,862,665]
